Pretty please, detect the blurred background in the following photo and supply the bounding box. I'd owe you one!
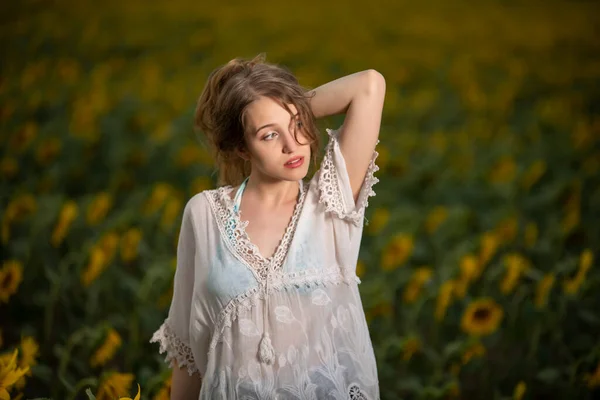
[1,0,599,398]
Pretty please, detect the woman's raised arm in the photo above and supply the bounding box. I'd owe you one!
[308,69,386,204]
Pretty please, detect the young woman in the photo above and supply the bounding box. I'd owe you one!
[151,53,385,400]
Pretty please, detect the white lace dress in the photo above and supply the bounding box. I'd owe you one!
[151,126,381,399]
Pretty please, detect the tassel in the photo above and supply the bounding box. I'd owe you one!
[258,332,275,364]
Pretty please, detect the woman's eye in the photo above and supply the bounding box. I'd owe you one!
[263,132,276,140]
[296,120,303,128]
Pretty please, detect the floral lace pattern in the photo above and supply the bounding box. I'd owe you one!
[349,383,371,399]
[208,265,361,354]
[205,182,309,285]
[318,127,380,227]
[150,320,199,377]
[202,284,379,399]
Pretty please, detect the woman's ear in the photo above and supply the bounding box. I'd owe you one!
[235,148,250,161]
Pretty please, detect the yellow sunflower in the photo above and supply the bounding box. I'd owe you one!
[355,260,366,279]
[120,228,142,263]
[461,342,486,365]
[190,176,212,197]
[51,200,79,247]
[584,362,600,388]
[98,232,120,265]
[401,337,421,361]
[161,197,183,230]
[35,137,61,166]
[90,328,122,368]
[524,222,538,248]
[403,267,433,303]
[381,233,414,271]
[424,206,448,234]
[0,158,17,179]
[479,231,499,267]
[119,383,140,400]
[494,215,518,245]
[86,192,113,226]
[0,349,29,400]
[435,280,455,321]
[534,273,555,309]
[153,376,171,400]
[81,247,107,287]
[96,372,134,400]
[15,336,39,389]
[520,160,546,191]
[501,253,530,294]
[513,381,526,400]
[366,207,390,235]
[564,248,594,295]
[460,298,504,336]
[176,146,204,168]
[143,183,173,215]
[0,260,24,303]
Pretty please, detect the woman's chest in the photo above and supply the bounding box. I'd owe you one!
[204,221,330,302]
[241,201,297,261]
[203,186,338,302]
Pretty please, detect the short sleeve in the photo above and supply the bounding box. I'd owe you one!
[150,201,200,376]
[317,125,380,227]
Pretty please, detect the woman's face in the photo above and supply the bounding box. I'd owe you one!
[241,96,311,181]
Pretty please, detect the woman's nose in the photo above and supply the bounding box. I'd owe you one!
[281,129,300,152]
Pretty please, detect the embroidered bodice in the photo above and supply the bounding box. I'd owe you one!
[151,126,381,399]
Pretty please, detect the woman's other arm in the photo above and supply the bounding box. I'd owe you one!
[308,69,386,204]
[170,361,202,400]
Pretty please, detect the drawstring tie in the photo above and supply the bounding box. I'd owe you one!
[258,270,275,364]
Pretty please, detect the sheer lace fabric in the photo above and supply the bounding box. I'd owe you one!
[150,126,381,399]
[150,320,198,374]
[318,127,380,227]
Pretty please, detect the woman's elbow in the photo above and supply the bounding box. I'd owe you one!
[363,69,386,96]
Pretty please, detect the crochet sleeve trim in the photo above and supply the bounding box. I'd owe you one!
[317,127,380,227]
[150,320,199,377]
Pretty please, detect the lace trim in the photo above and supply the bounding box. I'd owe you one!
[348,382,371,400]
[318,127,380,227]
[208,265,360,353]
[150,320,199,377]
[205,182,309,284]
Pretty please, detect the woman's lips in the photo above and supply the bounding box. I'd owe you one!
[284,156,304,168]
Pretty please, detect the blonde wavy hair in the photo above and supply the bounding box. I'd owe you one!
[194,53,321,187]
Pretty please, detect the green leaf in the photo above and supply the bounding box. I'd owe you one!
[442,340,464,359]
[537,368,560,383]
[31,363,53,384]
[397,377,423,392]
[421,385,445,398]
[578,309,600,326]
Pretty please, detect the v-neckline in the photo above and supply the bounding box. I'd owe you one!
[219,179,307,272]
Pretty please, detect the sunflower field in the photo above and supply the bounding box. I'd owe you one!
[1,0,599,398]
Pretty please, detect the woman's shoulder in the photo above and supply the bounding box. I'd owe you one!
[184,189,212,217]
[184,184,233,215]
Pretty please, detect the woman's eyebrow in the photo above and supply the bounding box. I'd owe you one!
[254,113,300,136]
[254,123,276,135]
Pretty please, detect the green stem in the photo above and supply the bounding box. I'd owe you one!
[44,251,81,343]
[57,372,74,396]
[527,322,541,362]
[58,327,92,380]
[68,377,98,400]
[127,310,139,371]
